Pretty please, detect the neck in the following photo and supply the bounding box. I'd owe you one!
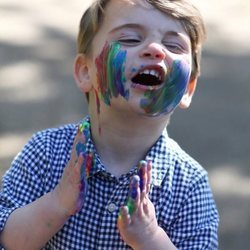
[89,106,170,177]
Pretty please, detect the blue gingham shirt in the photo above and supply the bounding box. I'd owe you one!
[0,117,219,249]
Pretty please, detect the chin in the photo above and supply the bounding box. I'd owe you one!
[126,103,170,119]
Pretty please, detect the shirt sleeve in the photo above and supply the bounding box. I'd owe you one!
[0,134,49,233]
[168,173,219,250]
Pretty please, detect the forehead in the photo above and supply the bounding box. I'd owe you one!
[101,0,187,35]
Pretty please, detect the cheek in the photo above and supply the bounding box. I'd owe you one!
[95,42,129,106]
[140,59,191,116]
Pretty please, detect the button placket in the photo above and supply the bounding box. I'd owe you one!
[105,179,127,214]
[107,202,117,213]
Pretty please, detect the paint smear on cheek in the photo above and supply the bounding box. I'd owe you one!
[95,42,129,108]
[140,59,191,115]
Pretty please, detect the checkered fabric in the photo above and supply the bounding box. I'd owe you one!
[0,116,219,249]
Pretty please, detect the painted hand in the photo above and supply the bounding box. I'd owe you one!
[117,160,160,249]
[53,124,91,216]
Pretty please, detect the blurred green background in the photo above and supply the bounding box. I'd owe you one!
[0,0,249,249]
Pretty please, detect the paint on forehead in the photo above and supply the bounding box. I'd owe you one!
[140,59,191,116]
[95,42,129,106]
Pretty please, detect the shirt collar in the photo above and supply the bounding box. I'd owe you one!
[80,116,170,187]
[146,128,170,187]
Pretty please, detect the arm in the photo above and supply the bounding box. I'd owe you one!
[0,130,86,250]
[117,160,177,250]
[0,189,70,250]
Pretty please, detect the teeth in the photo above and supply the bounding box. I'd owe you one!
[139,69,161,80]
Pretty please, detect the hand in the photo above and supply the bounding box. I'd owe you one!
[117,160,159,249]
[52,126,91,216]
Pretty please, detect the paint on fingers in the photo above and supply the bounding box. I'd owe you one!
[126,175,140,215]
[138,160,147,192]
[75,119,94,212]
[118,205,129,220]
[130,175,140,199]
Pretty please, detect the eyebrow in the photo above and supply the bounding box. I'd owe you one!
[110,23,144,33]
[110,23,188,38]
[110,23,190,46]
[164,31,190,44]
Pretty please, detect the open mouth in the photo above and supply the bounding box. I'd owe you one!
[131,67,165,89]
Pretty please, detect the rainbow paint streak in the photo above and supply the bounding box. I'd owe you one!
[118,175,139,219]
[140,59,191,116]
[137,160,147,191]
[75,120,93,212]
[95,42,129,106]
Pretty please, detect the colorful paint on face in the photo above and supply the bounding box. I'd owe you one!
[140,59,191,116]
[95,42,129,106]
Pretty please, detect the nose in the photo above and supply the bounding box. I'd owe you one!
[140,42,166,60]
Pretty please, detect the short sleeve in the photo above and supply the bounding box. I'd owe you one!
[0,135,49,232]
[0,124,76,240]
[168,173,219,249]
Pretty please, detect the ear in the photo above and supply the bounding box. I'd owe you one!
[179,77,197,109]
[73,54,93,93]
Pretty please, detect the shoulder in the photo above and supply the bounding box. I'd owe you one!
[19,123,78,163]
[5,122,78,189]
[28,123,78,172]
[151,134,209,195]
[152,133,207,183]
[33,122,78,143]
[166,136,207,180]
[31,123,78,152]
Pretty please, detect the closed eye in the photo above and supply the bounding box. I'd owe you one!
[118,38,141,46]
[163,42,186,54]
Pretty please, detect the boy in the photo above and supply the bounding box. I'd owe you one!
[0,0,219,249]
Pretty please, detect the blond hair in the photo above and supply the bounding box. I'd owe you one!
[77,0,206,80]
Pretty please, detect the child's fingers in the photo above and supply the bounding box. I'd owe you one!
[138,160,147,193]
[128,175,140,215]
[64,153,84,186]
[68,126,86,172]
[129,175,140,200]
[65,121,90,182]
[130,174,150,218]
[142,196,150,216]
[75,153,84,175]
[74,129,86,155]
[146,159,152,194]
[118,206,131,227]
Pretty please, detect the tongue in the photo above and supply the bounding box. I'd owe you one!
[132,74,161,86]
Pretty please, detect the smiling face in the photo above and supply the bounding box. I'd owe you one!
[83,0,194,117]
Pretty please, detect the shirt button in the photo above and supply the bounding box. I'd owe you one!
[107,203,117,213]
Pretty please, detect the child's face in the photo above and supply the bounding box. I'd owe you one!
[87,0,192,116]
